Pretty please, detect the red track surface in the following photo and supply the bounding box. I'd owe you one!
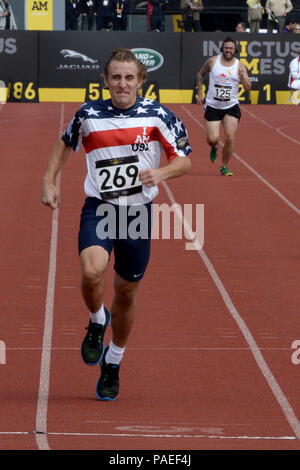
[1,102,300,451]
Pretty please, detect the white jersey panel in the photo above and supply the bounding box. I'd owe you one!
[206,55,240,110]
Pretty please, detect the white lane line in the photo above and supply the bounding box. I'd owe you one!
[276,126,300,146]
[242,106,300,146]
[181,105,300,217]
[4,346,294,351]
[0,431,298,440]
[233,154,300,216]
[35,103,65,451]
[162,179,300,439]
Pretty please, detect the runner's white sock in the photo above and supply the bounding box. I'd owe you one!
[105,340,125,365]
[89,304,106,325]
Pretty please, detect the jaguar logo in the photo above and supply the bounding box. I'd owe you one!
[57,49,100,71]
[60,49,98,64]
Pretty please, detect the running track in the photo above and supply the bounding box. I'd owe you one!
[0,102,300,451]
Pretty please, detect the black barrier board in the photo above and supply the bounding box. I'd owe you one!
[39,31,181,90]
[257,81,277,104]
[238,84,251,104]
[141,80,160,102]
[0,31,38,83]
[181,32,300,102]
[7,78,39,103]
[85,80,104,102]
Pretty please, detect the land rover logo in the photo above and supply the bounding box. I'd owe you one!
[131,48,164,72]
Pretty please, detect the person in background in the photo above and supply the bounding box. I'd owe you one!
[196,37,251,176]
[112,0,130,31]
[79,0,97,30]
[246,0,264,33]
[65,0,80,30]
[282,17,296,31]
[292,23,300,33]
[180,0,203,32]
[0,0,17,30]
[265,0,293,33]
[235,22,247,32]
[147,0,167,32]
[96,0,114,30]
[287,46,300,104]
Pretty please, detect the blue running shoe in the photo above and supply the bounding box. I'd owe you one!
[96,347,120,401]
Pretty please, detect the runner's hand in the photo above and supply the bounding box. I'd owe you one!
[40,181,60,210]
[139,168,162,187]
[196,92,205,105]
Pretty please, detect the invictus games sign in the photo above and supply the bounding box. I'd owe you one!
[202,38,300,76]
[131,48,164,72]
[182,32,300,103]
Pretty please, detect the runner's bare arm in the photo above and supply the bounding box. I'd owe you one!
[139,156,191,188]
[196,58,214,105]
[238,62,251,92]
[40,139,72,210]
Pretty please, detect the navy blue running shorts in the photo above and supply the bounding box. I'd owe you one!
[78,197,152,283]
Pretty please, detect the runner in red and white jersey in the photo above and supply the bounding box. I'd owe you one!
[40,48,191,402]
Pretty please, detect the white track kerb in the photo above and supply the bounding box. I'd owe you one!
[35,104,65,450]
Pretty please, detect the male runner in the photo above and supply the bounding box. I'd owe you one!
[40,48,191,401]
[196,36,251,176]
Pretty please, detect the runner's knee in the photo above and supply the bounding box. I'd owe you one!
[224,133,235,145]
[207,136,218,147]
[81,263,105,288]
[114,278,139,306]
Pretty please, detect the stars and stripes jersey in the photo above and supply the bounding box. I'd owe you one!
[62,96,192,205]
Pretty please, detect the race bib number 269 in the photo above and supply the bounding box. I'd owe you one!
[95,155,142,200]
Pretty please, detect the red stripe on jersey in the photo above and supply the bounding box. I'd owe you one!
[82,126,179,161]
[83,127,154,153]
[156,129,180,162]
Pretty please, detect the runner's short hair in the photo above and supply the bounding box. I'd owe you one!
[220,37,239,54]
[104,48,147,83]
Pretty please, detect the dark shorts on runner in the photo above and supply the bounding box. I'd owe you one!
[204,104,241,122]
[78,197,152,283]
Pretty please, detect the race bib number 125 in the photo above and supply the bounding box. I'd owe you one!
[214,84,232,102]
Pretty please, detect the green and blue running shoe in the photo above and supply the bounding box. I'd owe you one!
[220,165,233,176]
[96,347,120,401]
[81,307,111,366]
[209,146,218,163]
